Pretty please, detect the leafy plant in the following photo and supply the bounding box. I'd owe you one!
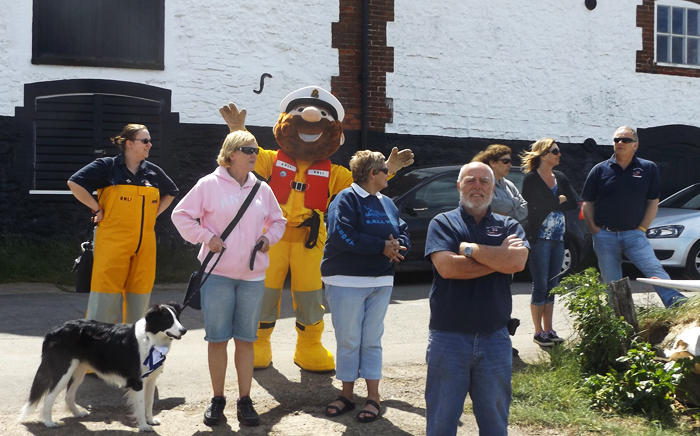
[584,339,686,423]
[552,267,635,375]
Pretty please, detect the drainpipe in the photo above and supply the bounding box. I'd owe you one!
[361,0,369,148]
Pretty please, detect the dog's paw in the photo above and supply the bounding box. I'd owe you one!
[43,420,61,428]
[146,417,160,426]
[73,408,89,418]
[139,423,155,432]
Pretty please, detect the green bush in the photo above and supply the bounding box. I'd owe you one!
[553,267,634,375]
[584,339,686,423]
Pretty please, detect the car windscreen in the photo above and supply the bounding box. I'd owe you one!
[383,167,459,199]
[659,183,700,210]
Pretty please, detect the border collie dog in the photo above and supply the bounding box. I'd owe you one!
[19,303,186,432]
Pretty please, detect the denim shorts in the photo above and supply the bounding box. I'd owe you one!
[200,274,264,343]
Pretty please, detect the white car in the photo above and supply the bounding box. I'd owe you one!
[647,183,700,279]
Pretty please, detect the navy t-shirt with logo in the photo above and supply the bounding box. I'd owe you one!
[581,154,660,230]
[69,154,178,197]
[425,205,528,334]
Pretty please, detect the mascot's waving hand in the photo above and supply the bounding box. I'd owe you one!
[221,86,413,372]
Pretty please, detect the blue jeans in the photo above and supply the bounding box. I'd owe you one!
[592,229,685,308]
[528,238,565,306]
[200,274,264,342]
[425,328,512,436]
[325,284,392,382]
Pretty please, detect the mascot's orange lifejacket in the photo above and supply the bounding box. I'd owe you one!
[268,149,331,212]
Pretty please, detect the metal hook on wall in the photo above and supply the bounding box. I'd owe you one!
[253,73,273,94]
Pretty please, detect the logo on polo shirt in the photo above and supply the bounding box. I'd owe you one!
[632,167,643,178]
[486,226,503,237]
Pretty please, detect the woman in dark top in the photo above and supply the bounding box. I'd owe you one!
[520,138,577,347]
[67,124,178,324]
[321,150,410,423]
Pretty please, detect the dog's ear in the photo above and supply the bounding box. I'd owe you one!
[167,302,183,317]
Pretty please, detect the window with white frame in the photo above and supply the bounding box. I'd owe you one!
[656,1,700,66]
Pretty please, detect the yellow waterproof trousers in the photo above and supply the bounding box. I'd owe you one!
[87,184,160,324]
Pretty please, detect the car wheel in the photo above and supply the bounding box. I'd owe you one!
[561,240,579,275]
[684,240,700,279]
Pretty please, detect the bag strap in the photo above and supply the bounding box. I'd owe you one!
[195,178,262,288]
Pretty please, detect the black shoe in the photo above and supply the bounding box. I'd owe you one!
[237,396,260,426]
[533,331,554,347]
[547,330,565,344]
[203,396,226,426]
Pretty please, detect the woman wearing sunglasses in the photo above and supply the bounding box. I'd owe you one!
[172,131,286,427]
[67,124,178,325]
[520,138,578,347]
[472,144,527,222]
[321,150,409,423]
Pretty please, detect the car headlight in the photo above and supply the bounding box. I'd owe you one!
[646,225,684,238]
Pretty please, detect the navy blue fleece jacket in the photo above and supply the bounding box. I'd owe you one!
[321,185,410,277]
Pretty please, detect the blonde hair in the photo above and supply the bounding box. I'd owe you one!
[110,124,148,151]
[217,131,259,166]
[520,137,556,173]
[349,150,386,183]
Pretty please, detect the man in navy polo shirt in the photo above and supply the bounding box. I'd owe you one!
[581,126,686,308]
[424,162,529,436]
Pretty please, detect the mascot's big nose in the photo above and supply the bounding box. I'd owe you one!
[301,106,323,123]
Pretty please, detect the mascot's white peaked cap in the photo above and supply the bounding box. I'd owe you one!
[279,86,345,122]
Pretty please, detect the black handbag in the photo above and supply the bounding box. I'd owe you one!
[183,178,262,310]
[72,240,94,293]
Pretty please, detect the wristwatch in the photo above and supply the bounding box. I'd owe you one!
[464,245,473,258]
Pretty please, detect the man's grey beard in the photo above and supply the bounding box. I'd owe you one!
[460,191,492,213]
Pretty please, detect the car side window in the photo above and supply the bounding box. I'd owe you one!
[414,175,460,212]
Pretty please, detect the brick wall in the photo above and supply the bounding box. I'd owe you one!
[332,0,394,132]
[636,0,700,78]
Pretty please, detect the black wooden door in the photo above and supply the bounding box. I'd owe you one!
[34,94,162,191]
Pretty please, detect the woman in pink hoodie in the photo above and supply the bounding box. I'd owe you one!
[172,131,286,427]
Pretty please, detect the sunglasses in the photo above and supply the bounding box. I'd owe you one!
[375,167,389,175]
[238,147,260,155]
[613,137,635,144]
[134,138,152,144]
[498,158,512,165]
[545,148,561,156]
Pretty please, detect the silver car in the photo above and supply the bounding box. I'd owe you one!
[647,183,700,279]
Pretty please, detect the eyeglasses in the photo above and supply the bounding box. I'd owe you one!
[545,148,561,156]
[375,167,389,175]
[613,137,635,144]
[498,158,512,165]
[134,138,152,144]
[238,147,260,155]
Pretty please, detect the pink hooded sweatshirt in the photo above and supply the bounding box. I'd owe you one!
[171,167,286,281]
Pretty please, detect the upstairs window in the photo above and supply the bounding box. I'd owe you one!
[656,2,700,66]
[32,0,165,70]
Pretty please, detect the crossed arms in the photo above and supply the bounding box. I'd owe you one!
[430,234,529,280]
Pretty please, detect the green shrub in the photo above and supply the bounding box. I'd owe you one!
[584,339,686,423]
[553,267,634,375]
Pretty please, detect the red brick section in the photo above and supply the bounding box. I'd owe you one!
[636,0,700,77]
[331,0,394,131]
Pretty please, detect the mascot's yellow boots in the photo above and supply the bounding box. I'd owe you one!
[294,320,335,372]
[254,325,274,369]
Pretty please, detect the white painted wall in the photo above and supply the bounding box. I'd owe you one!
[387,0,700,144]
[0,0,339,126]
[3,0,699,145]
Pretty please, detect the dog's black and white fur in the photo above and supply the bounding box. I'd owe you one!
[19,303,186,432]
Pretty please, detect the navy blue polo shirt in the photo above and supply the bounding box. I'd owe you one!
[425,205,528,334]
[581,154,660,230]
[69,154,178,197]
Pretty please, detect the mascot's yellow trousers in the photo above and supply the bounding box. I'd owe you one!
[257,226,335,372]
[87,184,159,324]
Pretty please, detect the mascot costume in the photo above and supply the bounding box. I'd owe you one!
[220,86,413,371]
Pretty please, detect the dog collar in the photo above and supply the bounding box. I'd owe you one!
[142,345,169,378]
